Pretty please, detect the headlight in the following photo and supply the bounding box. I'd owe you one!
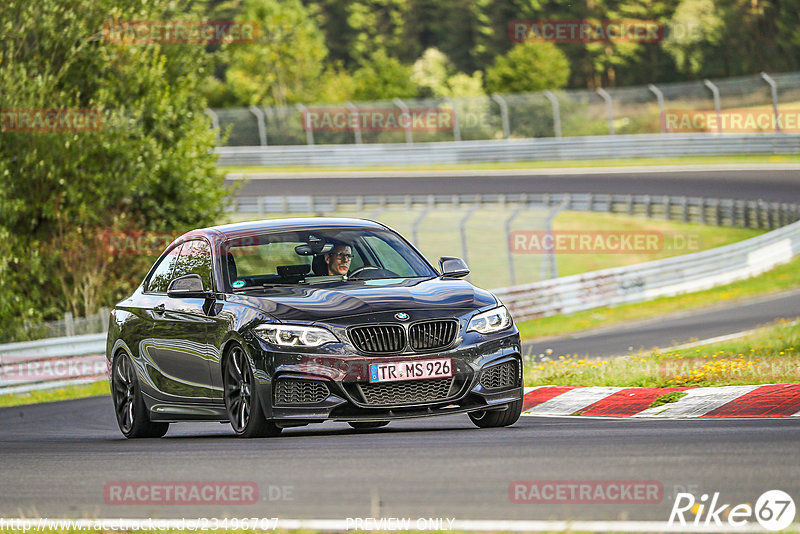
[467,306,512,334]
[254,324,338,347]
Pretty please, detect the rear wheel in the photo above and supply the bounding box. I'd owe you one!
[468,399,522,428]
[348,421,390,430]
[111,352,169,438]
[223,345,282,438]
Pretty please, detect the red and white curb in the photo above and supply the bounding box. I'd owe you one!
[521,384,800,418]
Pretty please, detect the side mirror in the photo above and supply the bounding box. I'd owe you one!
[439,256,470,278]
[167,274,209,299]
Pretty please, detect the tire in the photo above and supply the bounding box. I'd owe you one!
[111,352,169,439]
[348,421,390,430]
[223,344,282,438]
[468,399,522,428]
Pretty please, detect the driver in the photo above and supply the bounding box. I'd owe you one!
[324,244,352,278]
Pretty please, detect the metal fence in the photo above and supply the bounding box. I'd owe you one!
[210,71,800,147]
[494,218,800,321]
[229,193,800,230]
[215,133,800,167]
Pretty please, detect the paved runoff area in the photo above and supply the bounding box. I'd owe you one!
[522,384,800,418]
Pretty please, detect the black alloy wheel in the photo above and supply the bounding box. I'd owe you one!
[111,352,169,438]
[468,399,523,428]
[223,345,281,438]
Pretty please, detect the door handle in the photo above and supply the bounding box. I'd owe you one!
[153,303,166,314]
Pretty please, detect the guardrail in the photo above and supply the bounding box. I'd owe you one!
[494,218,800,321]
[3,207,800,394]
[0,334,107,394]
[216,133,800,167]
[230,193,800,230]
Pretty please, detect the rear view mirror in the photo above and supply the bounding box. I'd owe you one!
[439,256,470,278]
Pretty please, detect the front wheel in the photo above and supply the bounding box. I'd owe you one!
[111,352,169,438]
[468,399,522,428]
[223,345,282,438]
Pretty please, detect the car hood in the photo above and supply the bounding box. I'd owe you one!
[230,277,497,322]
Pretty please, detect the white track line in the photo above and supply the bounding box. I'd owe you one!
[0,518,776,532]
[633,385,761,418]
[523,386,623,416]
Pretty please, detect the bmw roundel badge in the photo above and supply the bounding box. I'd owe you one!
[394,312,410,321]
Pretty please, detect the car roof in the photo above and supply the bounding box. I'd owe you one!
[177,217,389,243]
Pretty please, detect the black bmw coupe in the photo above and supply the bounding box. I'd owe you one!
[107,218,523,438]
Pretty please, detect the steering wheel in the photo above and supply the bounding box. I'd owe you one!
[348,266,382,279]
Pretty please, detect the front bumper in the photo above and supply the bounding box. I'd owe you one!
[251,332,523,424]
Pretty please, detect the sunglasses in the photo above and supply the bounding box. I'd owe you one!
[332,252,353,260]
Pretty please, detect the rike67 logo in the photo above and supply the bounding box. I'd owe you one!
[669,490,796,531]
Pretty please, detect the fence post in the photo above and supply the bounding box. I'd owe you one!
[346,102,362,144]
[65,312,75,337]
[760,72,781,133]
[393,98,413,144]
[411,209,430,245]
[444,98,461,141]
[99,307,110,333]
[249,106,268,146]
[491,94,510,139]
[595,88,615,135]
[681,197,689,222]
[542,202,564,280]
[543,90,562,138]
[296,104,314,145]
[504,207,523,285]
[459,206,478,272]
[703,80,722,133]
[204,109,221,145]
[648,84,666,133]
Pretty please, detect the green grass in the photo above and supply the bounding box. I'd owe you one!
[524,318,800,387]
[517,254,800,342]
[0,380,109,408]
[220,154,800,174]
[649,390,688,408]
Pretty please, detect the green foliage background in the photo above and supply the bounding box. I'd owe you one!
[0,0,229,340]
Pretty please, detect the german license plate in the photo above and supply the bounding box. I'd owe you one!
[369,358,453,383]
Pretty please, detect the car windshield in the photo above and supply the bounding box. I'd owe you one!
[221,227,437,290]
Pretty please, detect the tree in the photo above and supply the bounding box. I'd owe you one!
[411,48,485,98]
[351,49,417,101]
[485,41,570,93]
[225,0,328,106]
[0,0,229,339]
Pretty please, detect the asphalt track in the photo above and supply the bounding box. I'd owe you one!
[227,167,800,202]
[1,396,799,522]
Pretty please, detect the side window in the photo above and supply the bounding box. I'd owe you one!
[147,246,182,293]
[172,240,213,290]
